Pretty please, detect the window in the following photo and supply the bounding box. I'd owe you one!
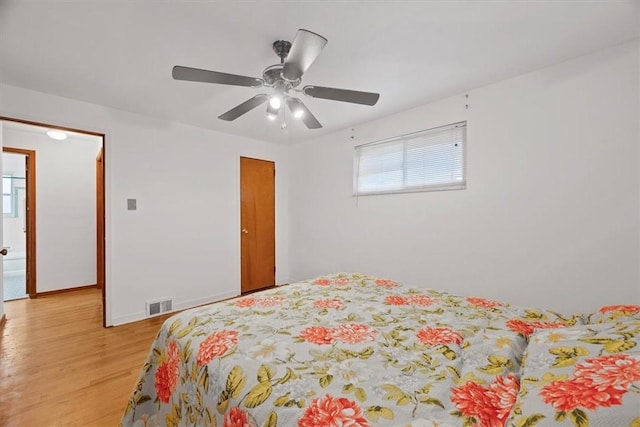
[354,121,466,196]
[3,175,13,215]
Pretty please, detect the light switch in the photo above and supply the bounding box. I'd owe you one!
[127,199,137,211]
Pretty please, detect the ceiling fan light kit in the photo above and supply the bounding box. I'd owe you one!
[266,103,278,121]
[172,29,380,130]
[268,94,282,110]
[287,98,305,119]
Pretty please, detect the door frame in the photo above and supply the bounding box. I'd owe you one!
[96,148,105,294]
[2,147,37,297]
[0,116,107,327]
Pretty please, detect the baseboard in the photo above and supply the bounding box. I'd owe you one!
[0,313,6,331]
[111,290,239,326]
[241,285,277,295]
[36,283,98,297]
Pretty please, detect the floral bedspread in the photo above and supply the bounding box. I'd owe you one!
[507,310,640,427]
[121,273,627,427]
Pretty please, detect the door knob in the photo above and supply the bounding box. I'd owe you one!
[0,248,7,256]
[241,228,249,234]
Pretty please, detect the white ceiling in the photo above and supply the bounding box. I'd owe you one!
[0,1,638,145]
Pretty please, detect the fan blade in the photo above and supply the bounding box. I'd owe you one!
[173,66,263,88]
[218,94,269,121]
[294,99,322,129]
[282,29,328,81]
[303,85,380,106]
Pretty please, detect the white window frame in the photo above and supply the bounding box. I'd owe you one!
[353,121,466,196]
[3,175,14,216]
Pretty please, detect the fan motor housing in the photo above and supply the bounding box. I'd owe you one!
[272,40,291,62]
[264,40,301,87]
[262,64,284,86]
[262,63,301,88]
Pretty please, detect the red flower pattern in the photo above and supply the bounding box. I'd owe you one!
[599,304,640,315]
[450,374,520,427]
[505,319,566,337]
[487,374,520,421]
[573,353,640,389]
[540,378,625,412]
[374,279,399,288]
[505,319,536,336]
[299,326,335,345]
[298,394,369,427]
[234,298,256,308]
[234,296,286,308]
[258,296,286,307]
[300,324,380,345]
[333,323,379,344]
[313,298,344,310]
[467,296,503,308]
[416,327,463,346]
[540,354,640,412]
[451,381,499,424]
[223,407,255,427]
[539,379,583,412]
[385,294,436,306]
[385,295,410,306]
[409,295,436,306]
[196,330,238,366]
[313,277,354,286]
[154,340,180,403]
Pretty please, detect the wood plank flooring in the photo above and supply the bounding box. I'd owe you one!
[0,289,173,426]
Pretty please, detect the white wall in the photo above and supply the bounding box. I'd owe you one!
[0,85,290,325]
[3,128,101,291]
[289,40,640,315]
[1,42,636,324]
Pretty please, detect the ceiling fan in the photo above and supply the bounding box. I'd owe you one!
[172,29,380,129]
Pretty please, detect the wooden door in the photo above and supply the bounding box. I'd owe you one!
[240,157,275,293]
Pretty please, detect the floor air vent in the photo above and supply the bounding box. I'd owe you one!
[146,299,173,317]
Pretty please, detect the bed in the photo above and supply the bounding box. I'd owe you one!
[120,273,640,427]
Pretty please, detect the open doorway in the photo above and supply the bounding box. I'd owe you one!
[2,148,35,300]
[0,117,106,326]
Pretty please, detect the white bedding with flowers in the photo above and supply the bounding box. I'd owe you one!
[120,273,640,427]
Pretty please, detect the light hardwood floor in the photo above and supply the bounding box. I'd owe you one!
[0,289,173,426]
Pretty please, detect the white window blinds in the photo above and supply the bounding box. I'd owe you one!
[354,121,466,196]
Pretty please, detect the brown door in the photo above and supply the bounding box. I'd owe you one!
[240,157,275,293]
